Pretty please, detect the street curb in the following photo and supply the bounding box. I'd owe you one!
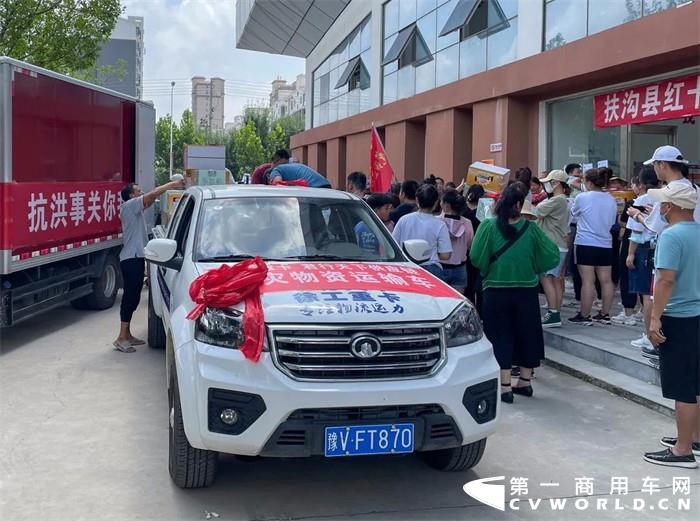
[542,358,674,418]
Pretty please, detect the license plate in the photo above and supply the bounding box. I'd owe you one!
[324,423,414,457]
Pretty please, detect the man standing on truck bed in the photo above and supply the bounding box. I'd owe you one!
[114,178,184,353]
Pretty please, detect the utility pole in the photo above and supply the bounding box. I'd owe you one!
[169,81,175,178]
[208,81,213,144]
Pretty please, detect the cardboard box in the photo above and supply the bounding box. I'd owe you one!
[466,162,510,193]
[609,189,635,214]
[159,190,184,225]
[185,169,232,187]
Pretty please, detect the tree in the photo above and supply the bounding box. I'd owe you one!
[275,112,305,141]
[233,121,266,178]
[0,0,123,75]
[243,106,272,147]
[266,122,287,158]
[177,109,205,167]
[154,114,180,185]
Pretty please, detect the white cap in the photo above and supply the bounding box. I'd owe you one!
[643,145,689,165]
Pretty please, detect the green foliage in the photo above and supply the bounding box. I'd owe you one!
[275,112,305,140]
[0,0,123,74]
[73,57,127,86]
[266,122,287,158]
[233,121,266,178]
[243,106,272,146]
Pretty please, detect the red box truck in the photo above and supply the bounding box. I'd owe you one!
[0,57,155,326]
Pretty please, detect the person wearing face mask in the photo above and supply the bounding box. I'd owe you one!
[534,170,571,328]
[569,169,618,325]
[642,183,700,469]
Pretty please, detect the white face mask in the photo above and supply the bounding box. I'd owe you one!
[543,181,554,194]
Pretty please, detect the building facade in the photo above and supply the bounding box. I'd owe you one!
[95,16,144,98]
[270,74,307,120]
[191,77,226,132]
[236,0,699,189]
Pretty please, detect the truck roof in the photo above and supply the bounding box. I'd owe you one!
[193,185,358,201]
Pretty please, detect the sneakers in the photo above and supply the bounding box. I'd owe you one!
[631,334,653,349]
[660,437,700,456]
[611,312,637,326]
[633,310,644,322]
[592,312,611,324]
[569,313,593,325]
[643,448,698,469]
[642,344,659,359]
[542,311,562,328]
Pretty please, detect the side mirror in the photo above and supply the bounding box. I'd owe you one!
[144,238,182,270]
[402,239,430,264]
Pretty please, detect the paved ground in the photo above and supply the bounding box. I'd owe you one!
[1,293,698,521]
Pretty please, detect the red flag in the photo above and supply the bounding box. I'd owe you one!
[370,126,394,193]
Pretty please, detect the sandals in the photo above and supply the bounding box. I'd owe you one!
[512,377,533,397]
[500,384,514,404]
[113,340,136,353]
[128,337,146,346]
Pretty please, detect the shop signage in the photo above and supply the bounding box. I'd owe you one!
[489,142,503,153]
[594,74,700,128]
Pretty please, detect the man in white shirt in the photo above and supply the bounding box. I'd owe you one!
[628,146,700,232]
[393,184,452,280]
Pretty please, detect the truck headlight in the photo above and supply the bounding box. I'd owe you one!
[195,308,245,349]
[443,303,483,348]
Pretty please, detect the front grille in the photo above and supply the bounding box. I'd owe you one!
[270,325,444,380]
[288,404,444,421]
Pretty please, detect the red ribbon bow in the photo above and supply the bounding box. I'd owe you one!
[272,179,309,187]
[186,257,269,362]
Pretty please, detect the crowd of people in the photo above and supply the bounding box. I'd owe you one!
[116,145,698,468]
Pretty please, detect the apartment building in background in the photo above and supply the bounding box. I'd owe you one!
[236,0,699,189]
[95,15,144,98]
[270,74,307,120]
[191,76,226,132]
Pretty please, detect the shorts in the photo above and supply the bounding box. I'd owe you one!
[441,264,467,292]
[628,244,654,296]
[659,315,700,404]
[574,245,613,267]
[543,251,568,277]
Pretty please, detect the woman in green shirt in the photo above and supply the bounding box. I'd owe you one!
[471,183,560,403]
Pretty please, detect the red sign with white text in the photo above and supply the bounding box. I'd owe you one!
[262,262,460,298]
[0,181,123,253]
[594,74,700,128]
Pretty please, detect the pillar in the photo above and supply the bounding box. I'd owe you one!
[326,137,347,189]
[426,109,473,184]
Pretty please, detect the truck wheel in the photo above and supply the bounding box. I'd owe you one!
[422,438,487,472]
[85,254,120,310]
[148,288,166,349]
[169,367,217,488]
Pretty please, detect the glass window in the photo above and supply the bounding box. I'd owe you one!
[643,0,678,15]
[436,43,459,87]
[487,17,517,68]
[459,34,487,78]
[417,0,437,17]
[399,0,418,29]
[544,0,587,50]
[461,0,488,39]
[347,26,362,58]
[417,10,437,53]
[320,73,330,103]
[415,58,436,93]
[495,0,518,20]
[547,95,621,174]
[313,77,321,106]
[437,0,460,50]
[361,18,372,51]
[588,0,641,35]
[196,198,402,262]
[319,103,329,125]
[328,96,339,123]
[398,64,416,99]
[383,71,398,104]
[384,0,399,37]
[348,88,361,116]
[384,34,399,73]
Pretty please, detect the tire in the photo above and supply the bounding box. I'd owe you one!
[169,367,218,488]
[84,254,120,310]
[148,287,166,349]
[422,438,487,472]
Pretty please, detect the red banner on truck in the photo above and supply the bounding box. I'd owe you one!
[0,181,123,253]
[594,74,700,128]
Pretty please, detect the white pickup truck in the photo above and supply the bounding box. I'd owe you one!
[146,185,499,488]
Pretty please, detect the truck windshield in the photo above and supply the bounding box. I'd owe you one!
[195,197,403,262]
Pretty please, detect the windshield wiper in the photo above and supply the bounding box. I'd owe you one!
[197,254,290,262]
[283,254,365,261]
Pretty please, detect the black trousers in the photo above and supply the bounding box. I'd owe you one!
[482,287,545,370]
[120,258,145,323]
[618,235,638,309]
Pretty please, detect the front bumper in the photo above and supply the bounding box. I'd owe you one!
[175,336,500,456]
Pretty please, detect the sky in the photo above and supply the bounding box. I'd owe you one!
[121,0,305,123]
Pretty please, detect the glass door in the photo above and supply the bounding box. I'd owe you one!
[629,124,676,176]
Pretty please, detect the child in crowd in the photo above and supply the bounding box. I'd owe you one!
[530,178,548,206]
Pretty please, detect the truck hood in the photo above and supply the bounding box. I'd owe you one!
[195,261,465,324]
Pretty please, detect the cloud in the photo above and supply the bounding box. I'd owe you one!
[121,0,304,123]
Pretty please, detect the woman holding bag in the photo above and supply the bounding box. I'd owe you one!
[470,183,560,404]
